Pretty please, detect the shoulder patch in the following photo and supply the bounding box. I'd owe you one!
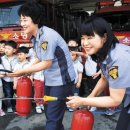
[108,66,118,79]
[41,41,48,50]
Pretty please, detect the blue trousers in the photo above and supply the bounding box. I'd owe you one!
[72,84,79,96]
[115,104,130,130]
[44,81,73,130]
[2,80,13,108]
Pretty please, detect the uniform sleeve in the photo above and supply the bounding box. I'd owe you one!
[109,54,130,89]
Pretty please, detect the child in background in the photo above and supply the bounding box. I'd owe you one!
[0,58,6,116]
[27,47,44,114]
[68,39,83,95]
[1,40,18,113]
[27,47,39,65]
[68,39,82,62]
[70,51,83,96]
[33,70,44,113]
[67,40,83,111]
[68,39,101,112]
[13,46,31,90]
[0,40,6,57]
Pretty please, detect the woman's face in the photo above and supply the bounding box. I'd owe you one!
[20,15,38,36]
[81,33,106,55]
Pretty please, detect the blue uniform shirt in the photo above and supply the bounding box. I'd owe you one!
[100,44,130,113]
[31,26,75,86]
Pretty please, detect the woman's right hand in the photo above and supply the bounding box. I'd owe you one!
[7,69,26,77]
[66,96,85,109]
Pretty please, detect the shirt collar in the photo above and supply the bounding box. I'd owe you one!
[30,26,44,43]
[36,27,44,42]
[102,55,109,64]
[102,46,114,64]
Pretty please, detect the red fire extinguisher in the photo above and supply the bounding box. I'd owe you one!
[71,109,94,130]
[16,76,32,116]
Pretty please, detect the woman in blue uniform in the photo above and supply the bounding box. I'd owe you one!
[66,16,130,130]
[9,1,75,130]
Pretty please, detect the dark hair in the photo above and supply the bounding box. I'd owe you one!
[5,40,17,49]
[18,1,44,28]
[17,46,29,54]
[0,40,6,44]
[81,16,119,62]
[68,38,78,44]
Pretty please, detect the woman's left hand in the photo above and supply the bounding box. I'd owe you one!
[66,96,84,109]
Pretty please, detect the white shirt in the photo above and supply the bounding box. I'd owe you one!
[1,55,18,82]
[28,48,39,65]
[14,61,31,71]
[14,61,31,79]
[73,59,83,83]
[33,71,44,81]
[85,56,97,76]
[28,48,44,81]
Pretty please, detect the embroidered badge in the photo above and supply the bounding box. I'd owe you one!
[41,41,48,50]
[108,66,118,79]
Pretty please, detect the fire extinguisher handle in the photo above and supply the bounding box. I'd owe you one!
[43,96,69,102]
[58,98,69,101]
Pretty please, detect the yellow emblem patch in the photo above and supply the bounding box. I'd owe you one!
[41,41,48,50]
[108,66,118,79]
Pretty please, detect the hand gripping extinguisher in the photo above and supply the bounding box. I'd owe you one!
[71,109,94,130]
[16,76,32,116]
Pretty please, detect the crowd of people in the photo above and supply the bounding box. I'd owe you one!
[0,1,130,130]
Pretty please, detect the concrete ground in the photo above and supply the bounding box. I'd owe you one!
[0,108,120,130]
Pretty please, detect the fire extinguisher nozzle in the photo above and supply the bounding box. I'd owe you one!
[43,96,58,102]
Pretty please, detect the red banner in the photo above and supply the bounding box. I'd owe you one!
[0,0,16,2]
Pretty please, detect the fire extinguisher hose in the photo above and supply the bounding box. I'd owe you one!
[0,69,12,73]
[0,96,68,102]
[0,69,68,102]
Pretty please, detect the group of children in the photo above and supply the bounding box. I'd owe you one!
[0,40,44,116]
